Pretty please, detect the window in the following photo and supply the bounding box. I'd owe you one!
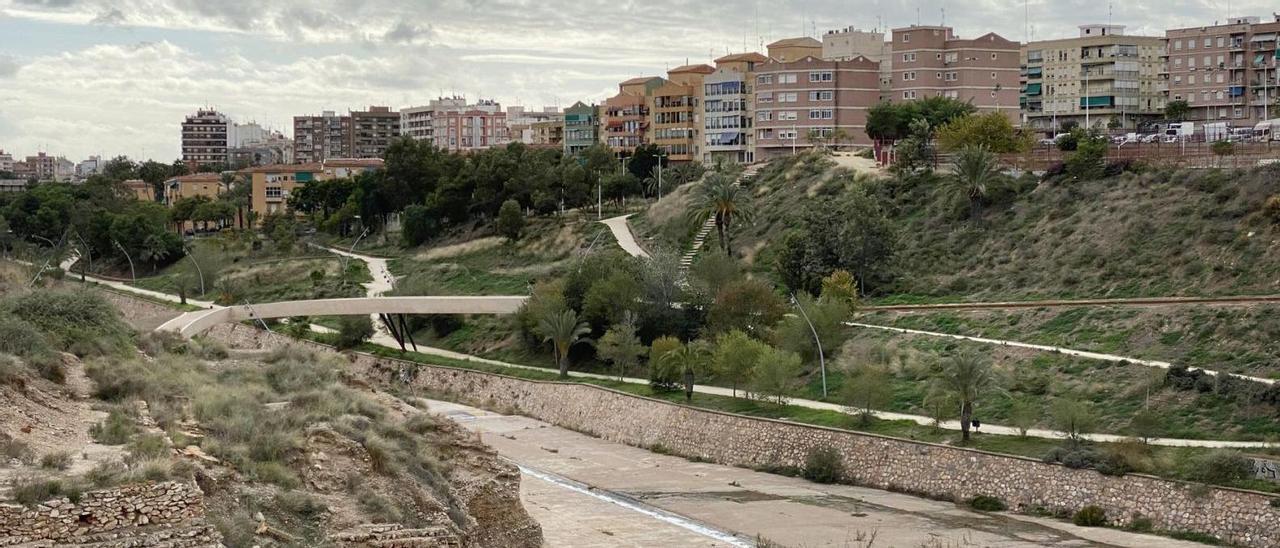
[779,73,797,84]
[902,90,917,99]
[808,71,833,82]
[1189,75,1196,84]
[1204,55,1211,67]
[902,33,910,42]
[1186,39,1195,49]
[944,71,957,81]
[1174,75,1182,84]
[265,186,282,199]
[808,109,833,120]
[1217,37,1225,47]
[1189,57,1196,68]
[1216,73,1224,83]
[944,90,959,99]
[756,111,772,121]
[1216,54,1224,66]
[1174,40,1182,51]
[756,74,773,84]
[903,71,916,81]
[778,92,798,103]
[779,130,798,140]
[778,111,798,121]
[1174,58,1182,67]
[902,53,916,62]
[944,52,958,63]
[991,53,998,60]
[1203,38,1211,48]
[808,90,834,101]
[757,92,773,103]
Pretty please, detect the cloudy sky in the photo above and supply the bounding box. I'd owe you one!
[0,0,1270,161]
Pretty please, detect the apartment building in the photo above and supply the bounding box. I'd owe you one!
[0,150,13,173]
[767,37,823,62]
[293,111,353,164]
[703,52,769,164]
[753,55,881,158]
[506,106,562,144]
[1021,25,1167,132]
[401,98,509,153]
[652,64,715,163]
[17,152,72,182]
[76,156,104,178]
[1165,15,1280,124]
[401,97,466,143]
[244,159,382,222]
[163,173,222,205]
[530,120,563,147]
[601,77,664,156]
[181,109,230,168]
[122,179,154,202]
[889,26,1021,124]
[563,101,599,156]
[351,106,400,158]
[823,27,893,98]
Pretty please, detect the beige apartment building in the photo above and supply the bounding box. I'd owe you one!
[651,64,715,163]
[601,76,664,156]
[753,55,881,158]
[823,27,893,98]
[1022,24,1167,132]
[243,159,382,223]
[767,37,823,63]
[889,26,1021,124]
[1165,15,1280,125]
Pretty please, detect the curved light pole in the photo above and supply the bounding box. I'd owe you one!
[184,245,204,296]
[791,293,828,399]
[28,233,60,287]
[71,230,91,283]
[112,239,136,282]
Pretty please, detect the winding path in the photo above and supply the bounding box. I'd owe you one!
[847,321,1277,385]
[599,214,649,258]
[863,294,1280,312]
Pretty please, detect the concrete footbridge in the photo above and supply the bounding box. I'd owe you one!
[157,296,529,338]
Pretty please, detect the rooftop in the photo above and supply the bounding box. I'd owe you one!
[767,37,822,48]
[714,52,770,63]
[668,63,716,74]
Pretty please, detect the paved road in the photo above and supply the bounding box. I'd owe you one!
[863,294,1280,312]
[599,214,649,258]
[425,398,1206,548]
[848,321,1277,386]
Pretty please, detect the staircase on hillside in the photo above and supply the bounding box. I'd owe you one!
[678,162,764,273]
[11,522,223,548]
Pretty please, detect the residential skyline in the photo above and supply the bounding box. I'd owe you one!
[1,0,1276,160]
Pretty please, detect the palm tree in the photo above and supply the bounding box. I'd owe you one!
[942,145,998,222]
[657,340,711,402]
[536,308,593,378]
[643,166,662,199]
[688,172,752,255]
[938,352,996,442]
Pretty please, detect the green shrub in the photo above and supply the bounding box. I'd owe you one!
[90,409,139,445]
[39,451,72,470]
[246,461,299,489]
[11,475,83,506]
[968,495,1007,512]
[0,354,27,389]
[0,290,132,357]
[1169,530,1221,545]
[1271,498,1280,508]
[1127,516,1153,533]
[127,434,171,462]
[802,446,844,484]
[1184,450,1253,484]
[335,315,374,350]
[357,488,403,523]
[276,490,328,520]
[84,460,129,488]
[1073,505,1106,527]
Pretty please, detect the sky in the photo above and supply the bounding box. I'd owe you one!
[0,0,1272,161]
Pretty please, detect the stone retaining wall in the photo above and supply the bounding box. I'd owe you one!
[0,481,209,545]
[205,324,1280,547]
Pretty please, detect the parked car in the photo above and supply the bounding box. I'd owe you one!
[1140,133,1162,143]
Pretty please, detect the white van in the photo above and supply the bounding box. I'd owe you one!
[1255,119,1280,142]
[1164,122,1195,139]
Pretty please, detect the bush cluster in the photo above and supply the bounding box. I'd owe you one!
[802,447,845,484]
[1072,505,1107,527]
[968,495,1007,512]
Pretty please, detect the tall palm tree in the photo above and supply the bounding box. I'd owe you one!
[938,352,996,442]
[688,172,752,255]
[536,308,593,378]
[943,145,998,222]
[657,340,711,402]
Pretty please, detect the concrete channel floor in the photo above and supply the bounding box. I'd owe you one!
[423,398,1208,548]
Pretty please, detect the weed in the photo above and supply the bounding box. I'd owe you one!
[802,446,845,484]
[39,451,72,471]
[968,495,1007,512]
[11,475,83,506]
[275,490,328,520]
[90,408,139,445]
[0,437,34,464]
[127,434,171,462]
[1072,505,1106,527]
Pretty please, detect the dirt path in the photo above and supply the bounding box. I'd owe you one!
[423,398,1205,548]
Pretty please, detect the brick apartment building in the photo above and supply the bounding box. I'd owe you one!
[890,26,1022,124]
[753,55,881,158]
[652,64,715,163]
[601,77,664,156]
[1165,15,1280,125]
[293,106,398,164]
[181,109,229,168]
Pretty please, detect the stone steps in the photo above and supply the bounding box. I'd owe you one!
[334,523,460,547]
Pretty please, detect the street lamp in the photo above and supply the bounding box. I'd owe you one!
[71,230,91,283]
[27,233,60,287]
[184,245,204,296]
[112,239,136,282]
[790,293,828,399]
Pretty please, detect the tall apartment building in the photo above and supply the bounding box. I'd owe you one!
[1165,15,1280,124]
[601,77,664,156]
[400,98,508,153]
[0,150,15,173]
[652,64,715,163]
[181,109,229,168]
[293,111,352,164]
[530,120,563,147]
[1022,25,1167,132]
[563,101,599,156]
[76,156,104,178]
[506,106,562,144]
[703,52,769,164]
[823,27,893,98]
[753,56,881,158]
[351,106,400,158]
[889,26,1021,124]
[17,152,73,181]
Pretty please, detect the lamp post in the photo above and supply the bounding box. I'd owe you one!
[791,293,827,399]
[28,233,60,287]
[71,230,91,283]
[112,239,136,282]
[184,245,204,296]
[655,150,667,201]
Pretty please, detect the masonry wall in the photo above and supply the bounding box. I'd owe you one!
[0,481,211,545]
[204,323,1280,548]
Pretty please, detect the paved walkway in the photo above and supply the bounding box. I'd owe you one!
[57,253,218,308]
[863,294,1280,312]
[599,214,649,258]
[424,398,1206,548]
[848,321,1276,386]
